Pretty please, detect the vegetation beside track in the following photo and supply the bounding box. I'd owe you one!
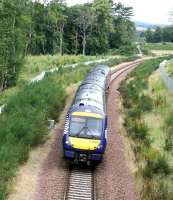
[120,56,173,200]
[166,61,173,78]
[0,53,140,199]
[145,43,173,51]
[0,54,140,105]
[0,64,92,200]
[0,54,105,105]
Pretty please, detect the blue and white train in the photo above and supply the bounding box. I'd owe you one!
[63,65,110,164]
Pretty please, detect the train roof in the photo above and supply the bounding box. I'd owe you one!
[71,65,109,113]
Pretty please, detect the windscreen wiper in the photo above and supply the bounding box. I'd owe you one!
[76,126,87,137]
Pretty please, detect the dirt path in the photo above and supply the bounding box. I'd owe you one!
[8,61,141,200]
[95,66,139,200]
[8,85,78,200]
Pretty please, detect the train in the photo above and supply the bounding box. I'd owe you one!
[62,65,110,164]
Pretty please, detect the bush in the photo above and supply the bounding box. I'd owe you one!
[164,138,173,151]
[131,121,149,141]
[143,153,170,179]
[152,155,171,175]
[0,59,94,199]
[139,94,153,112]
[120,56,173,199]
[0,75,66,199]
[142,180,173,200]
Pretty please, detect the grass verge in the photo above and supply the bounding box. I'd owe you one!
[119,56,173,200]
[0,53,140,199]
[0,64,91,200]
[145,43,173,51]
[0,54,139,105]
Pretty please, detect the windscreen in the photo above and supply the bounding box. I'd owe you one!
[69,116,103,139]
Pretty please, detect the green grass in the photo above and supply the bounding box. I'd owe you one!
[166,62,173,78]
[0,64,92,200]
[0,53,140,199]
[120,56,173,200]
[0,54,105,105]
[143,69,173,199]
[19,54,107,82]
[145,43,173,51]
[0,54,138,106]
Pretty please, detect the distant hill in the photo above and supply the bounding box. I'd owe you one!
[135,21,166,31]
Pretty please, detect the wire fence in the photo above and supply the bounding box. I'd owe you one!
[0,57,114,115]
[159,59,173,92]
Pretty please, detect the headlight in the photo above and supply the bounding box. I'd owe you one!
[97,144,103,149]
[65,140,70,145]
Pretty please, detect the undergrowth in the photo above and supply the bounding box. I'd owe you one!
[120,56,173,200]
[0,64,91,200]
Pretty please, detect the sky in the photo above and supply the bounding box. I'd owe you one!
[66,0,173,25]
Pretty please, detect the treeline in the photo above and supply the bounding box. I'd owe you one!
[0,0,136,91]
[141,26,173,43]
[24,0,136,55]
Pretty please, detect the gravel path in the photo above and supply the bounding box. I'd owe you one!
[11,63,139,200]
[34,85,78,200]
[95,66,139,200]
[35,64,139,200]
[35,124,68,200]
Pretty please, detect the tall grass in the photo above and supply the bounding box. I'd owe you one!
[20,54,103,82]
[0,63,91,200]
[120,56,173,199]
[0,53,140,199]
[145,43,173,51]
[0,76,66,199]
[0,54,139,105]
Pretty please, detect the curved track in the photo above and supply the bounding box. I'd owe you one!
[8,60,143,200]
[95,60,141,200]
[63,60,142,200]
[110,60,142,83]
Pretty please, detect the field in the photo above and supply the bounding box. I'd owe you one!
[144,43,173,56]
[0,54,140,105]
[120,56,173,200]
[0,63,94,199]
[0,53,141,200]
[166,61,173,78]
[0,54,105,105]
[145,43,173,51]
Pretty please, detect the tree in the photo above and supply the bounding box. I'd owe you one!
[109,2,135,52]
[74,5,96,55]
[90,0,113,54]
[152,27,162,43]
[48,0,67,55]
[0,0,29,90]
[144,28,154,43]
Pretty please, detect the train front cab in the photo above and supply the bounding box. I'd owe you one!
[63,111,107,164]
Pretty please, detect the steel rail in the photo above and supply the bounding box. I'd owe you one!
[64,60,142,200]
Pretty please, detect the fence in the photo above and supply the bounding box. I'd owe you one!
[0,57,114,115]
[159,59,173,92]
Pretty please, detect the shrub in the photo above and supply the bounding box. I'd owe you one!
[127,108,141,119]
[152,155,171,175]
[0,75,66,199]
[153,95,166,108]
[139,94,153,112]
[131,121,149,142]
[120,56,173,199]
[164,138,173,151]
[143,153,170,179]
[142,180,173,200]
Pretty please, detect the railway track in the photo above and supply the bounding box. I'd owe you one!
[64,60,142,200]
[110,60,142,84]
[64,167,95,200]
